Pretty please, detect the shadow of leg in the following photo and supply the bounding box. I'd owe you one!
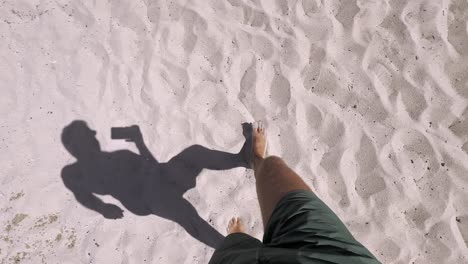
[170,198,225,248]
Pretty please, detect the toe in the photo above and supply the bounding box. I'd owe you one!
[254,121,260,133]
[258,121,264,133]
[253,122,258,134]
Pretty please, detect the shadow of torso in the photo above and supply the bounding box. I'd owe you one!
[63,149,203,217]
[63,146,228,247]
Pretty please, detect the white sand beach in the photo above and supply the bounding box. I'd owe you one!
[1,0,468,263]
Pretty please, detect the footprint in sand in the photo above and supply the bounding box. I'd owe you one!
[445,0,468,99]
[375,239,401,263]
[419,221,455,263]
[397,85,427,121]
[300,0,322,16]
[354,134,386,200]
[301,44,326,93]
[239,56,266,118]
[353,0,387,45]
[269,70,291,111]
[318,114,350,208]
[252,35,274,60]
[385,129,451,218]
[447,0,468,56]
[404,203,431,230]
[448,108,468,142]
[279,39,301,69]
[332,0,360,29]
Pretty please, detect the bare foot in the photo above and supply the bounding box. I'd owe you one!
[227,217,245,234]
[252,121,267,168]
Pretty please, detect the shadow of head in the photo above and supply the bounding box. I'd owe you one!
[62,120,101,159]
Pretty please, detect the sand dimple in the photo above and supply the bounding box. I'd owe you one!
[65,228,77,249]
[34,214,59,228]
[12,214,28,226]
[456,215,468,247]
[9,191,24,201]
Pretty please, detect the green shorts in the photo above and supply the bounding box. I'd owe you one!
[209,190,380,264]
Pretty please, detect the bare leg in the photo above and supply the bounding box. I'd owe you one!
[252,122,312,228]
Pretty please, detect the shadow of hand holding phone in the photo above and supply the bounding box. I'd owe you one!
[60,120,252,248]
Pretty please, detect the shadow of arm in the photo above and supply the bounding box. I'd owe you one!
[122,125,158,164]
[61,167,123,219]
[134,139,157,164]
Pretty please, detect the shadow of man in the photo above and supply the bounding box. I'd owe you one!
[60,120,252,248]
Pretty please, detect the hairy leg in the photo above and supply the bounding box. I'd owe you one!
[251,123,311,228]
[254,156,311,227]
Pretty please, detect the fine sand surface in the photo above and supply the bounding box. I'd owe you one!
[1,0,468,263]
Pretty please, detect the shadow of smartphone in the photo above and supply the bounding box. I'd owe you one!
[111,126,139,140]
